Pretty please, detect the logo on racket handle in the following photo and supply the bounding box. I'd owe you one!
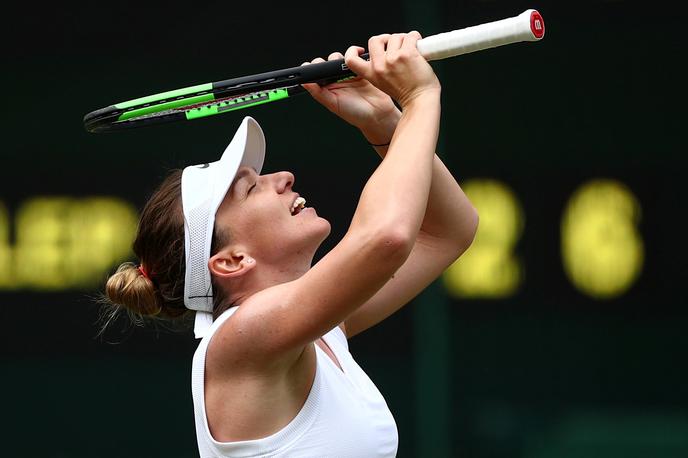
[530,10,545,39]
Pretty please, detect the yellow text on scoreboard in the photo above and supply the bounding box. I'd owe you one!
[0,197,137,290]
[443,178,644,300]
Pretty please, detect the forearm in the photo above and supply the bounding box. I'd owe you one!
[422,157,478,248]
[350,92,441,240]
[361,109,478,248]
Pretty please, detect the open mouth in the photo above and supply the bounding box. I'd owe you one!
[291,197,306,215]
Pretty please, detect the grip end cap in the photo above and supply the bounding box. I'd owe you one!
[530,10,545,39]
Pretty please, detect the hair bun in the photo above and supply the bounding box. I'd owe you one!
[105,262,161,316]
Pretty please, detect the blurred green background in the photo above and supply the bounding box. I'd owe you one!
[2,0,686,456]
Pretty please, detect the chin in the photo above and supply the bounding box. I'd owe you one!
[316,217,332,238]
[293,214,331,253]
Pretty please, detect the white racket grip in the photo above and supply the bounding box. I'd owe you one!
[416,9,545,61]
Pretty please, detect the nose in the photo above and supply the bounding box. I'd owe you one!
[269,171,295,193]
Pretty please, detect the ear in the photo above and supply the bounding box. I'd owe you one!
[208,249,256,279]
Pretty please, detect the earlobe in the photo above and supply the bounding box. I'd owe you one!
[208,251,256,279]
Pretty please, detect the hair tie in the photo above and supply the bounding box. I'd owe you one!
[138,265,151,281]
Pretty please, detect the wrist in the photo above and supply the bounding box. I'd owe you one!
[359,108,401,146]
[399,87,442,111]
[367,139,391,148]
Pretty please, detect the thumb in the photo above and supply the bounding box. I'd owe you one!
[344,46,368,78]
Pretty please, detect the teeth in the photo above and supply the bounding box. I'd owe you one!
[291,197,306,214]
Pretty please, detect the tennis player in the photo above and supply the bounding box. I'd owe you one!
[104,32,478,457]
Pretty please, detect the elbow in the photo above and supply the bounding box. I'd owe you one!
[451,205,479,258]
[370,224,416,266]
[465,205,479,247]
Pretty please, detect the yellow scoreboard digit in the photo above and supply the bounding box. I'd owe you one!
[443,179,524,298]
[561,179,644,299]
[0,203,10,287]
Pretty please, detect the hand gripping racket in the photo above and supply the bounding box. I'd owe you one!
[84,9,545,133]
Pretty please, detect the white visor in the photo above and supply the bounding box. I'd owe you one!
[181,116,265,338]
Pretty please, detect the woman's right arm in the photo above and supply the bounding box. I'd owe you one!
[219,32,441,367]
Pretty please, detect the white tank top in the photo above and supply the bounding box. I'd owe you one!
[191,307,399,457]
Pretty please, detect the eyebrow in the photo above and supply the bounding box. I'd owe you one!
[231,170,253,199]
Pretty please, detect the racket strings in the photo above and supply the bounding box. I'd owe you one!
[182,92,254,111]
[117,87,297,123]
[116,74,301,118]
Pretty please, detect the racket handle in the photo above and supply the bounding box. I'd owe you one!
[317,10,543,84]
[417,9,545,61]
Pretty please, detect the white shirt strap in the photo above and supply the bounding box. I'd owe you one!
[194,311,214,338]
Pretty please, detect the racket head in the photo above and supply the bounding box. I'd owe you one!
[84,87,302,133]
[83,58,354,133]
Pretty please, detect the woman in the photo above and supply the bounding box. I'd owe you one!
[105,32,478,457]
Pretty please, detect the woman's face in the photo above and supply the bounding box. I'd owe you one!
[214,167,331,266]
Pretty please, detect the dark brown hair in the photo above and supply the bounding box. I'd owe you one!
[100,169,229,333]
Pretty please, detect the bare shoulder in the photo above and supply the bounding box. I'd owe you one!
[203,296,319,442]
[205,281,307,375]
[206,280,350,377]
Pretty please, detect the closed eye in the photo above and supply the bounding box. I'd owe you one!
[247,183,257,195]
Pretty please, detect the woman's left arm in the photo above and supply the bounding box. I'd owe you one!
[302,56,478,337]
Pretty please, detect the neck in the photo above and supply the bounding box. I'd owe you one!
[217,256,313,314]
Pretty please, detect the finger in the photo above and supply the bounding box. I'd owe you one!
[344,45,368,77]
[387,33,405,52]
[327,52,344,61]
[301,81,323,96]
[301,81,338,110]
[368,34,389,60]
[301,57,327,67]
[401,30,422,53]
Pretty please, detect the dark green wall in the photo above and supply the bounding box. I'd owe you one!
[2,1,686,457]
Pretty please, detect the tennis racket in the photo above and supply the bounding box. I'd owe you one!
[84,9,545,133]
